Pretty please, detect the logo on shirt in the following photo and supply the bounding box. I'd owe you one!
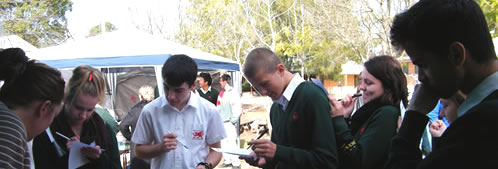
[193,130,204,140]
[293,112,299,120]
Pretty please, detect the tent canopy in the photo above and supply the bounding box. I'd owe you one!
[30,29,239,71]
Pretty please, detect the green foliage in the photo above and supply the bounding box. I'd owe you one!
[478,0,498,37]
[242,80,251,92]
[0,0,73,47]
[87,22,118,37]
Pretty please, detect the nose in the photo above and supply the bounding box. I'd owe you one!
[359,82,366,91]
[80,111,90,119]
[258,88,269,96]
[166,90,176,100]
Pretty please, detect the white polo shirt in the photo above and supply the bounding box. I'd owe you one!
[132,91,226,169]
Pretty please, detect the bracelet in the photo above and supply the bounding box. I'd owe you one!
[196,162,213,169]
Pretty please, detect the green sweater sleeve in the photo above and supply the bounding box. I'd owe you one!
[94,123,121,169]
[333,106,400,169]
[270,83,338,169]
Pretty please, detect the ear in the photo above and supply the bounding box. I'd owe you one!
[448,42,466,66]
[37,100,53,118]
[276,64,286,74]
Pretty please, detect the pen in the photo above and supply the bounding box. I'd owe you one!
[247,128,269,149]
[55,132,70,140]
[55,132,105,151]
[167,131,189,149]
[337,93,362,101]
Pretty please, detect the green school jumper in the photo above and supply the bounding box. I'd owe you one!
[197,88,219,105]
[265,82,338,169]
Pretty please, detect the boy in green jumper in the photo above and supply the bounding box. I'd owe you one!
[241,48,338,169]
[197,72,219,105]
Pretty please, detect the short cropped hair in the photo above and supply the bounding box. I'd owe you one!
[391,0,496,63]
[162,54,198,87]
[243,48,282,79]
[199,72,213,86]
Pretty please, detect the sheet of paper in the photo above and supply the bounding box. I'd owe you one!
[211,148,254,158]
[68,141,97,169]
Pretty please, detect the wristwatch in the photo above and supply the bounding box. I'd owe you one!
[196,162,213,169]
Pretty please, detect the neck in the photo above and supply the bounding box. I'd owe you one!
[281,71,295,95]
[202,85,209,91]
[462,59,498,94]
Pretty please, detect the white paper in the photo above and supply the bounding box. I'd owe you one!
[68,141,97,169]
[211,147,254,158]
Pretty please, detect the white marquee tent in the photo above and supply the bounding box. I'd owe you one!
[29,29,242,119]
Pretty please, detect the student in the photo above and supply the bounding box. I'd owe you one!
[217,74,241,169]
[328,55,408,169]
[33,65,121,169]
[0,48,65,169]
[241,48,338,169]
[197,72,219,105]
[119,85,155,169]
[386,0,498,168]
[132,55,226,169]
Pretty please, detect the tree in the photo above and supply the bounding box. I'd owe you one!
[0,0,73,47]
[478,0,498,37]
[87,22,118,37]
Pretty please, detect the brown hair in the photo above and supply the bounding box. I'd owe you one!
[0,48,65,109]
[243,48,282,79]
[364,56,409,107]
[64,65,106,110]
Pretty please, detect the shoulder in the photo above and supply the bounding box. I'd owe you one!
[0,106,25,134]
[294,82,328,101]
[373,105,400,118]
[297,82,324,95]
[142,97,164,113]
[196,95,218,113]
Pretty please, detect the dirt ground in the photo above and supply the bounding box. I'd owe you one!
[215,92,272,169]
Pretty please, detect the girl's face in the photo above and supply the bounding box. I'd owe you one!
[358,69,384,104]
[69,92,98,125]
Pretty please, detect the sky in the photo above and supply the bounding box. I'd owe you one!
[66,0,179,40]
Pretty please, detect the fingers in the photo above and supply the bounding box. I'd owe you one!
[80,146,102,159]
[66,136,80,149]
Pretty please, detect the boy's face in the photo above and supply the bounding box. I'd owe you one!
[249,66,285,100]
[405,43,460,99]
[163,81,192,109]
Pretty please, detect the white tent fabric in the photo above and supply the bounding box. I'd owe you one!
[29,29,239,71]
[29,29,242,116]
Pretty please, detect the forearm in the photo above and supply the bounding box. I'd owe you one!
[204,142,222,167]
[135,143,165,159]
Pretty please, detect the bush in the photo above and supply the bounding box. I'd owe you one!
[242,80,251,92]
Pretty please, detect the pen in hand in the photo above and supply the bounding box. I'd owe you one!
[56,132,105,151]
[247,128,269,149]
[337,93,362,101]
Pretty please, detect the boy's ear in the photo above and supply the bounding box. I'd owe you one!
[448,42,466,66]
[276,64,285,73]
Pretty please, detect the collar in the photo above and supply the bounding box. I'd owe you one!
[161,91,199,111]
[199,86,211,94]
[457,72,498,117]
[224,84,233,92]
[276,73,305,106]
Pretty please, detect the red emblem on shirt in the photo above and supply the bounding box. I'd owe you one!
[293,112,298,120]
[193,130,203,140]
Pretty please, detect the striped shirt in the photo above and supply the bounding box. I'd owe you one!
[0,101,30,169]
